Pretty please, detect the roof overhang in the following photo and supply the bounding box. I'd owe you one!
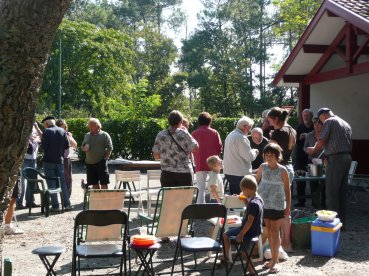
[273,0,369,87]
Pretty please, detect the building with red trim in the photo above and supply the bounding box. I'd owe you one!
[273,0,369,173]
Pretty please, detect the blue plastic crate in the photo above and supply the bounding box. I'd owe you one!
[311,218,342,257]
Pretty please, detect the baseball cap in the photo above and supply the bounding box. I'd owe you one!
[41,115,56,123]
[317,108,330,118]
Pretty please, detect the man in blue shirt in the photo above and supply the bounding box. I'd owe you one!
[42,116,71,211]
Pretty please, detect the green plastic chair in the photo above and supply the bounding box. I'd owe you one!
[22,167,64,217]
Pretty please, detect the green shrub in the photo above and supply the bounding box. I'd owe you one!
[66,116,298,161]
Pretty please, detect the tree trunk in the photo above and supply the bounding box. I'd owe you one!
[0,0,72,270]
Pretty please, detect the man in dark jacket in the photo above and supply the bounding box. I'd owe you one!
[42,116,71,211]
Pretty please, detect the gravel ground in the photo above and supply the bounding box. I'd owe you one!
[4,162,369,275]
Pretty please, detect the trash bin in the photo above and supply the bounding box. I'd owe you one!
[311,218,342,256]
[292,216,317,249]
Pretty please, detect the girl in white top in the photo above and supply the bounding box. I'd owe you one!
[256,143,291,274]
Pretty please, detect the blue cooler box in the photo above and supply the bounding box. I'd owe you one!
[311,218,342,257]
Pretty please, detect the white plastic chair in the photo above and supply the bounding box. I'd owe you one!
[145,170,161,216]
[115,170,143,214]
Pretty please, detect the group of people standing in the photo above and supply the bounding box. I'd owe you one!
[152,106,352,272]
[6,116,113,235]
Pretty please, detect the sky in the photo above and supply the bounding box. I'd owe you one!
[165,0,204,48]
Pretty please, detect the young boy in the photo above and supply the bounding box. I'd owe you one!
[223,175,264,274]
[206,155,224,203]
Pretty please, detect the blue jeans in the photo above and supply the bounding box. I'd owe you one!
[43,162,71,208]
[17,159,36,206]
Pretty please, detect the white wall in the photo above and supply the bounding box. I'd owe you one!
[310,73,369,139]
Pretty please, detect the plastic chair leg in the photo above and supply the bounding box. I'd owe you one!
[44,192,50,218]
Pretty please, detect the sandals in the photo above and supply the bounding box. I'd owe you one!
[269,265,281,274]
[263,261,272,269]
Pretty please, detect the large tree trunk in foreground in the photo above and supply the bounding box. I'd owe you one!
[0,0,72,270]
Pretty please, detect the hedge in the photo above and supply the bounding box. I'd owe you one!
[67,116,298,161]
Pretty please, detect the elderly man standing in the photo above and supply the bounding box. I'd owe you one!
[82,118,113,189]
[223,116,258,195]
[248,127,268,173]
[41,116,71,211]
[307,108,352,228]
[192,112,222,203]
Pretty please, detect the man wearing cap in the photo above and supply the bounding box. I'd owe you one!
[41,116,72,211]
[307,108,352,227]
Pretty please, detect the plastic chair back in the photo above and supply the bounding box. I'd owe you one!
[84,189,130,241]
[153,186,198,238]
[115,170,141,189]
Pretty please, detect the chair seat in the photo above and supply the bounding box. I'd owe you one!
[180,237,222,252]
[76,244,123,257]
[32,246,66,256]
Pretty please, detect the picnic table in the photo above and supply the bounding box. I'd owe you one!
[108,159,161,171]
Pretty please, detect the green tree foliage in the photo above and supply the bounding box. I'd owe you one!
[179,0,280,117]
[273,0,323,49]
[39,19,140,117]
[39,0,321,121]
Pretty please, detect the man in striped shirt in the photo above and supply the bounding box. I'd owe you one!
[307,108,352,228]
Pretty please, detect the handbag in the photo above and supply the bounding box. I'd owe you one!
[167,130,195,171]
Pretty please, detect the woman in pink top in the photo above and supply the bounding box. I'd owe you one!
[192,112,223,203]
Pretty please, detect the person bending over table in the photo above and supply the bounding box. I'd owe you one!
[307,108,352,228]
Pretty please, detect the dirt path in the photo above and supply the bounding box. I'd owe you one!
[4,164,369,275]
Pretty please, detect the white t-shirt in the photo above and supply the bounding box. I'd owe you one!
[24,127,40,160]
[208,171,224,200]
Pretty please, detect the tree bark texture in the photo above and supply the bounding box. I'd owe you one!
[0,0,71,269]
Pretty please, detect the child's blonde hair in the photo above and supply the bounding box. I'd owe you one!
[206,155,220,169]
[240,175,258,191]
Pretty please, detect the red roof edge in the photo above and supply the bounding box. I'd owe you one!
[272,0,329,86]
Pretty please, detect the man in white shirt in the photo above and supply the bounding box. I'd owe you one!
[223,116,258,194]
[16,122,42,209]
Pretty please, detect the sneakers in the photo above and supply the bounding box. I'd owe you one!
[64,206,72,211]
[49,207,61,212]
[15,205,26,210]
[4,224,24,235]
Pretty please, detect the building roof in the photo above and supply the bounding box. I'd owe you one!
[333,0,369,19]
[273,0,369,87]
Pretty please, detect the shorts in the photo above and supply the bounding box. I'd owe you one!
[160,170,192,187]
[263,209,285,220]
[86,159,110,185]
[226,227,255,253]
